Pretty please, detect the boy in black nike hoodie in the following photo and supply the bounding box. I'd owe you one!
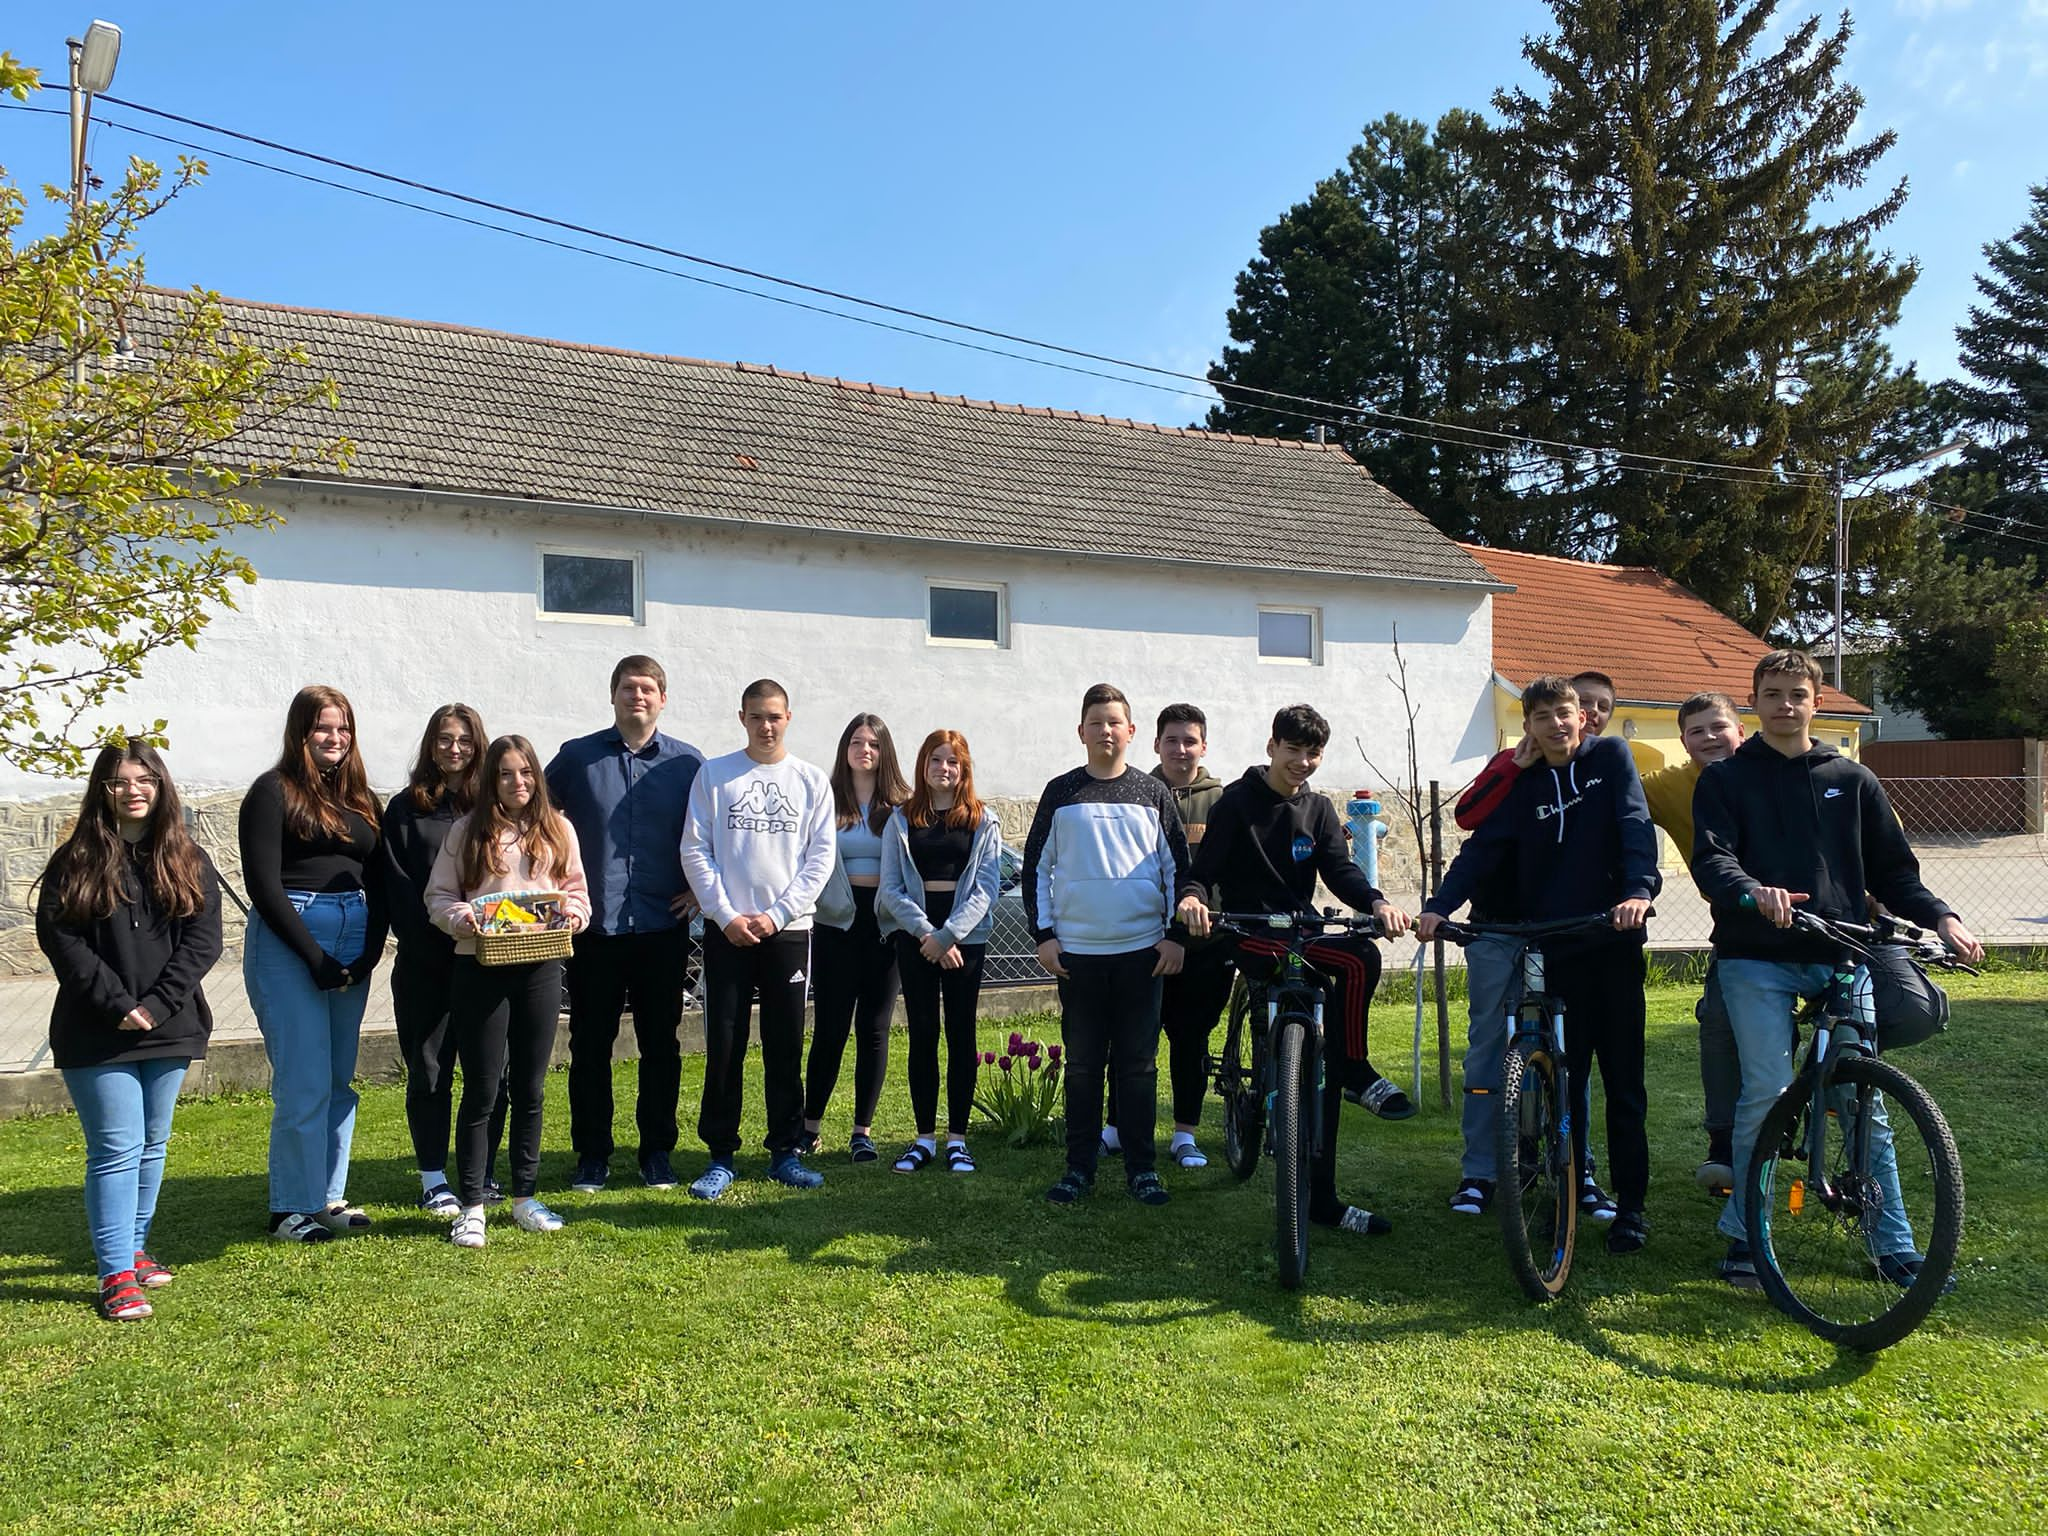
[1418,676,1660,1253]
[1181,704,1413,1236]
[1691,649,1980,1287]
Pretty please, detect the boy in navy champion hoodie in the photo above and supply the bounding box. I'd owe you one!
[1418,676,1660,1253]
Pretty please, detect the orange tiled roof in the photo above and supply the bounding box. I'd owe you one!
[1462,545,1870,717]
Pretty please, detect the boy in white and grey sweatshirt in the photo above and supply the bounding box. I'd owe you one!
[679,679,835,1198]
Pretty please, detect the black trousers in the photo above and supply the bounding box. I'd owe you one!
[1234,933,1383,1215]
[698,926,811,1159]
[391,941,505,1177]
[565,928,690,1163]
[1697,958,1737,1147]
[895,934,986,1135]
[1558,942,1650,1215]
[1058,948,1163,1179]
[804,887,899,1126]
[1107,944,1234,1129]
[451,955,562,1206]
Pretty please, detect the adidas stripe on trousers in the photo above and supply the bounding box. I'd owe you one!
[697,926,813,1159]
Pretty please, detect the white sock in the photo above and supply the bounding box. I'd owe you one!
[461,1204,485,1219]
[916,1135,938,1153]
[1101,1126,1122,1151]
[1171,1130,1195,1149]
[511,1195,536,1214]
[420,1168,447,1195]
[945,1136,966,1148]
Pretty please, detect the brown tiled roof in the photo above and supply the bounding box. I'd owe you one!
[1463,544,1871,716]
[178,293,1494,588]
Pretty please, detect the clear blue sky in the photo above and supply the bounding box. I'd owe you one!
[5,1,2042,427]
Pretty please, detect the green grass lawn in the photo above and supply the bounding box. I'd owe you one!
[2,978,2045,1535]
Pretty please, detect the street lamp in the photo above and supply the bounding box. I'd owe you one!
[1832,438,1969,691]
[67,20,121,222]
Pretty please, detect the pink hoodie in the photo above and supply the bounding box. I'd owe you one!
[425,813,592,957]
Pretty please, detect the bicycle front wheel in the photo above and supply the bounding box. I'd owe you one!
[1494,1038,1577,1301]
[1217,975,1264,1182]
[1746,1054,1963,1352]
[1272,1017,1315,1291]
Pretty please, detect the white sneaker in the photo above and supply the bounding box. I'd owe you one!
[512,1198,565,1233]
[449,1210,487,1249]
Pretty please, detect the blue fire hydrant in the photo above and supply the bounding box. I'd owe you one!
[1346,790,1390,889]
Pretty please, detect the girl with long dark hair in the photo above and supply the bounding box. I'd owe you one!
[380,703,508,1216]
[239,685,387,1243]
[802,714,911,1162]
[878,730,1002,1175]
[37,744,223,1319]
[426,735,590,1248]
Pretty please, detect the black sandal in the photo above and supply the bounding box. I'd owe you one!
[892,1142,935,1174]
[946,1142,977,1175]
[850,1133,878,1163]
[1127,1171,1170,1206]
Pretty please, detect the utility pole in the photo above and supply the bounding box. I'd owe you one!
[65,20,122,391]
[1832,460,1846,692]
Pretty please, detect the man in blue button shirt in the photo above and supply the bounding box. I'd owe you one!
[546,655,703,1193]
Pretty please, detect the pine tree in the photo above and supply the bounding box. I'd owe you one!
[1203,112,1513,541]
[1479,0,1922,633]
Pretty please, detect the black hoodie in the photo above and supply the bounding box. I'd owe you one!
[1190,766,1384,916]
[36,843,224,1069]
[1691,735,1951,962]
[1426,735,1660,953]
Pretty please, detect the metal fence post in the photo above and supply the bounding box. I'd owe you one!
[1429,780,1450,1107]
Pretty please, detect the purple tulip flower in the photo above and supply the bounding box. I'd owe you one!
[1046,1044,1062,1062]
[983,1050,997,1065]
[1008,1031,1024,1052]
[999,1056,1014,1072]
[1027,1056,1041,1072]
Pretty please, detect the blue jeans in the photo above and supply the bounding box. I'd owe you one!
[62,1058,190,1278]
[1716,958,1914,1255]
[246,891,370,1214]
[1458,935,1522,1180]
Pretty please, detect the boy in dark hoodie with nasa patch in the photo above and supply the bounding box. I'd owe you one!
[1418,675,1661,1254]
[1182,704,1413,1237]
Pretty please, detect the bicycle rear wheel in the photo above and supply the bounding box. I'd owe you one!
[1746,1054,1963,1352]
[1494,1038,1577,1301]
[1217,976,1264,1182]
[1272,1017,1315,1290]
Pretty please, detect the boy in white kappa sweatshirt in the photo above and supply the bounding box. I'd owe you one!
[679,679,836,1199]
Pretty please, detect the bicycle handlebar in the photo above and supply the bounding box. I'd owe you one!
[1208,909,1387,942]
[1736,895,1977,974]
[1429,909,1642,947]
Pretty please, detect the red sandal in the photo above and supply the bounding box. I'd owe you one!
[99,1270,153,1322]
[133,1251,173,1288]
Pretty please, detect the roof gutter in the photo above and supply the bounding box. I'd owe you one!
[267,475,1512,596]
[1488,673,1870,720]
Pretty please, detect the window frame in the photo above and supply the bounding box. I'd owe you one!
[925,578,1008,649]
[1256,604,1322,666]
[536,544,644,627]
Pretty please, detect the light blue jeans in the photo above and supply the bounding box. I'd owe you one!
[246,891,370,1214]
[1458,934,1524,1180]
[1716,958,1914,1256]
[61,1058,190,1278]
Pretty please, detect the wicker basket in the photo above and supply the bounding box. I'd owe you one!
[474,925,575,967]
[472,889,576,968]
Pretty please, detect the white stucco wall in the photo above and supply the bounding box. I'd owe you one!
[2,488,1499,800]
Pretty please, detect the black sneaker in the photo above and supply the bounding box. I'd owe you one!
[640,1152,679,1190]
[1312,1204,1392,1236]
[1720,1239,1763,1290]
[1045,1168,1094,1205]
[570,1159,608,1194]
[1448,1178,1494,1216]
[1127,1171,1170,1206]
[481,1178,505,1206]
[1875,1251,1958,1295]
[1606,1210,1649,1254]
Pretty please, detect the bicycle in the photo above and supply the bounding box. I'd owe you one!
[1430,910,1632,1302]
[1739,904,1974,1352]
[1206,909,1385,1291]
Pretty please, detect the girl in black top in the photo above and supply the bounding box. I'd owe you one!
[879,730,1003,1176]
[381,703,506,1216]
[36,744,222,1321]
[238,685,387,1243]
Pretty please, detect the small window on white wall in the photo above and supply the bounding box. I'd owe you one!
[928,580,1006,647]
[1258,605,1320,664]
[539,547,642,624]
